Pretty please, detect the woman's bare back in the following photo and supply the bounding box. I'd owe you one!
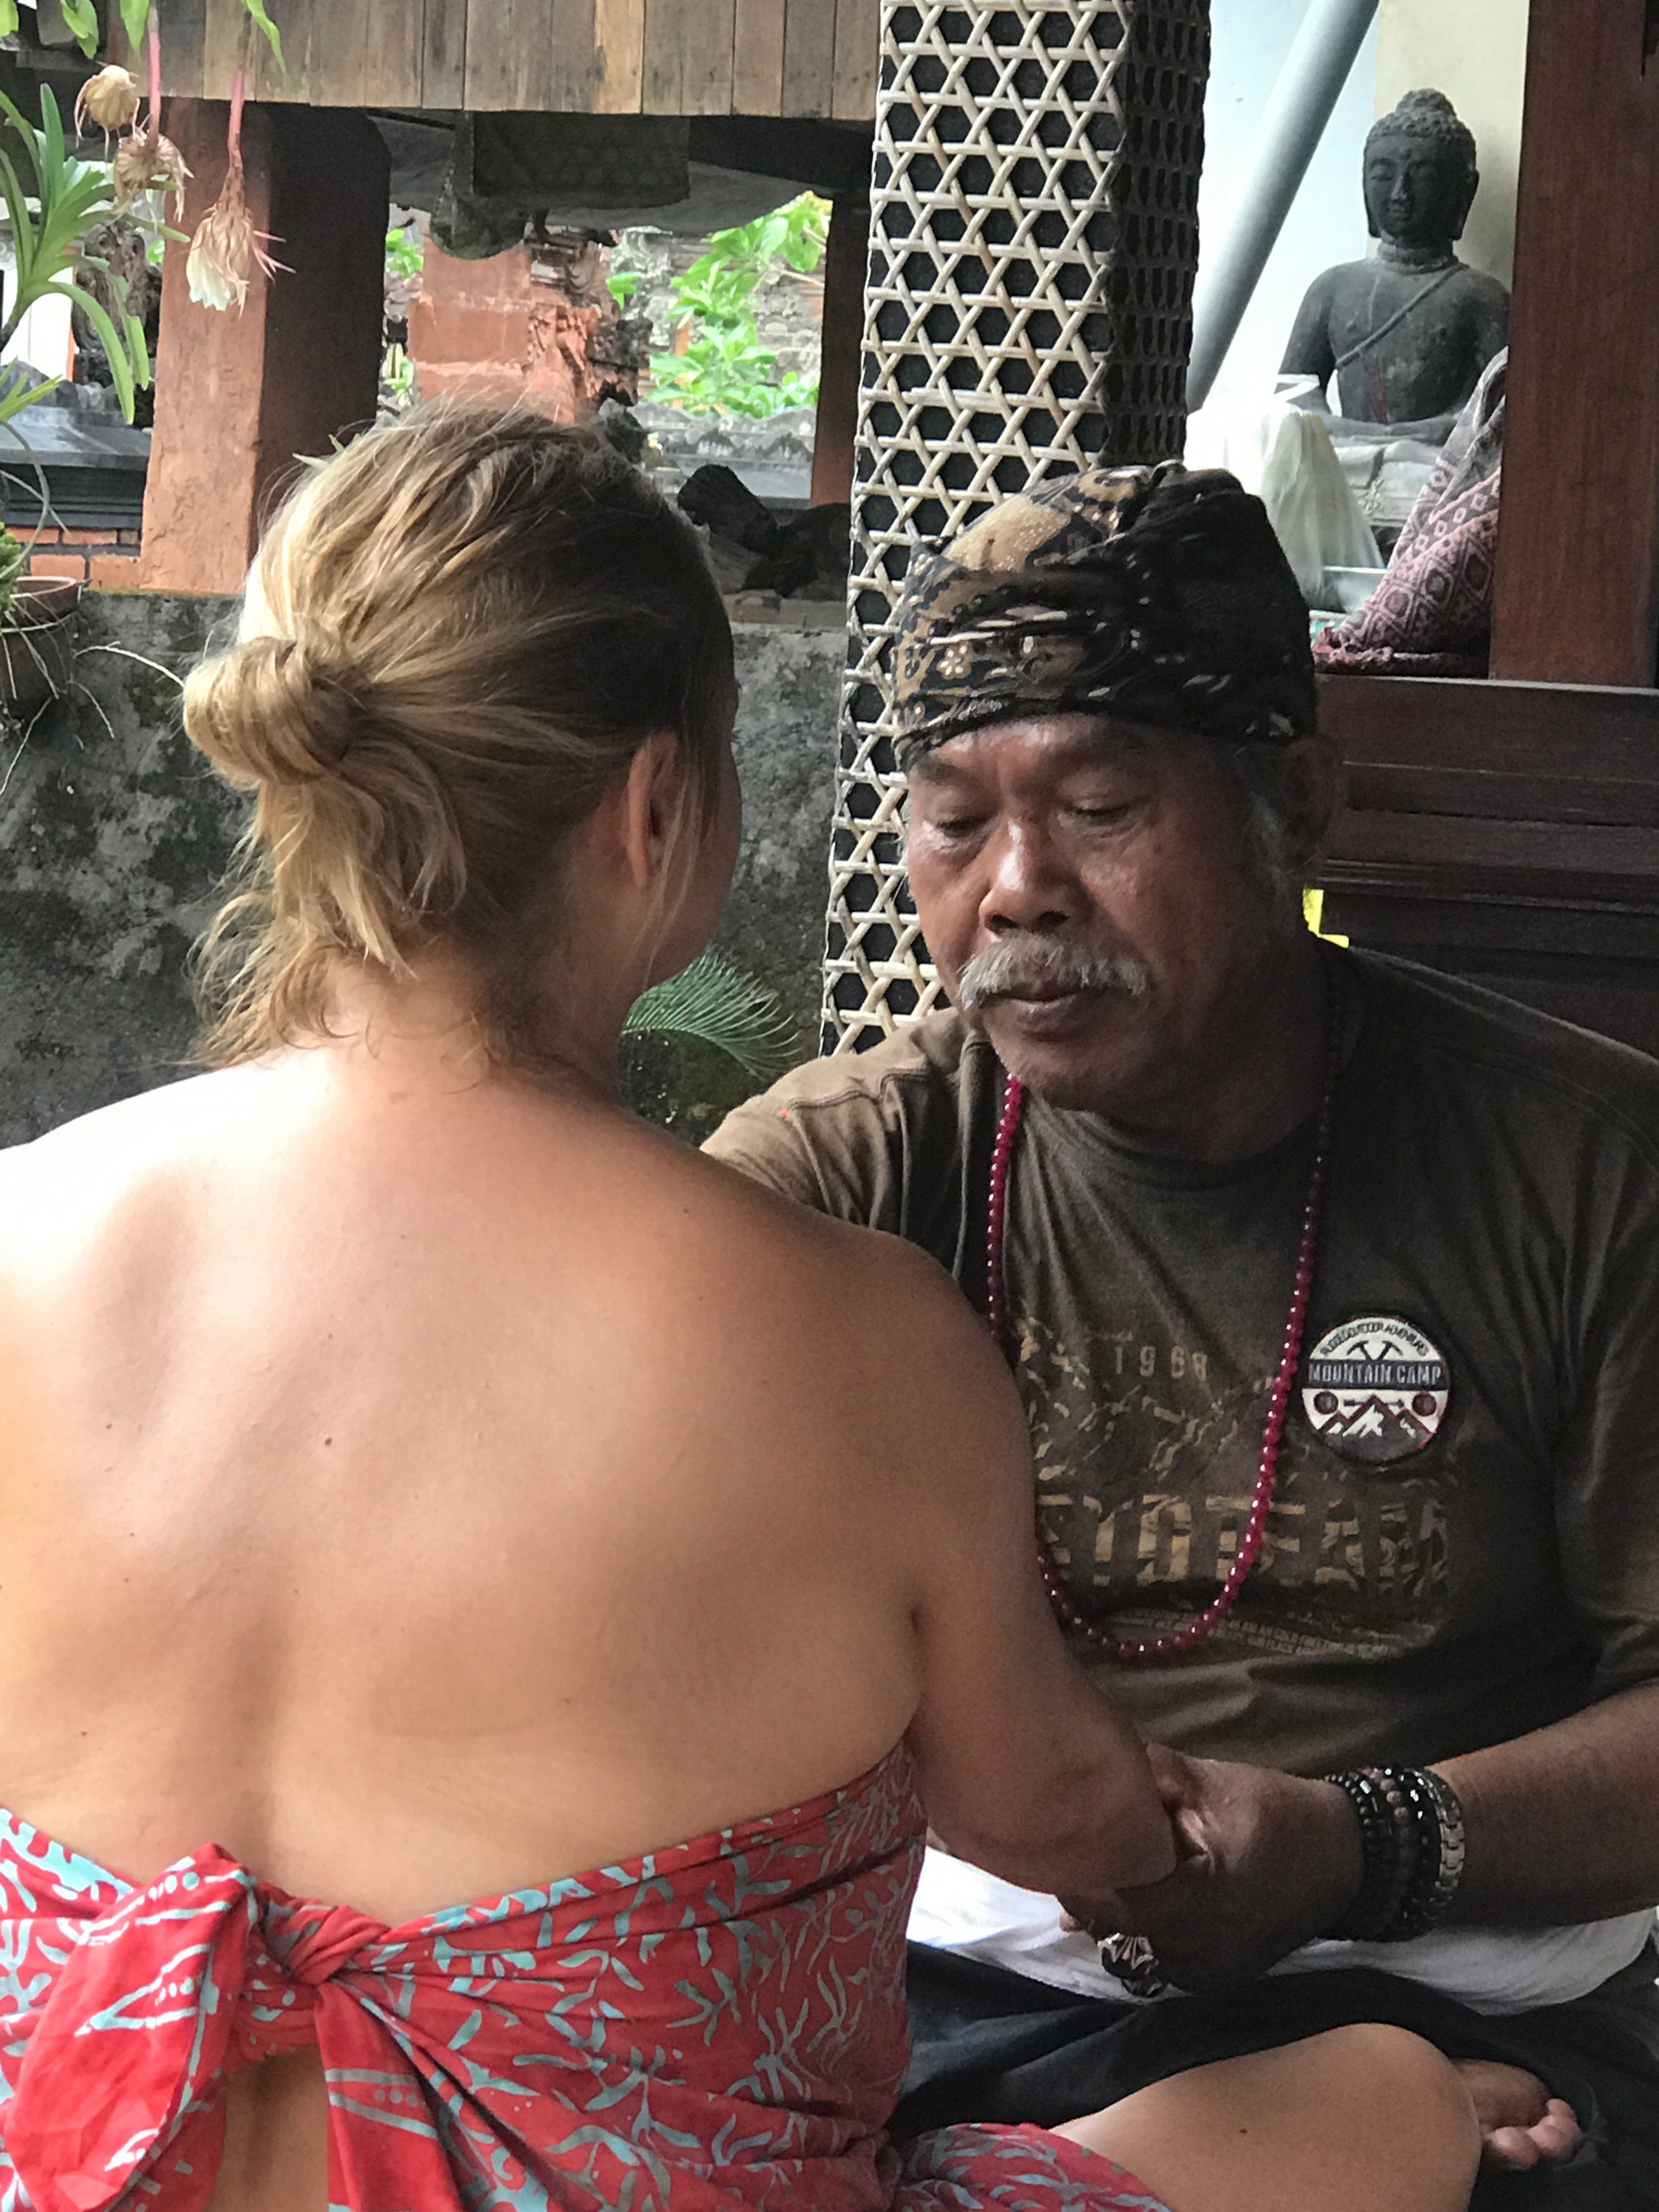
[0,1048,975,2212]
[0,1019,1173,2212]
[0,1052,939,1914]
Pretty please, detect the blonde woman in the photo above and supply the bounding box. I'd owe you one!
[0,407,1482,2212]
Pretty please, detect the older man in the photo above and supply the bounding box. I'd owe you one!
[707,465,1659,2202]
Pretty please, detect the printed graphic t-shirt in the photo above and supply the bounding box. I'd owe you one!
[706,951,1659,1773]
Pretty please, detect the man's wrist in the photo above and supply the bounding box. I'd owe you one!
[1322,1765,1467,1941]
[1303,1775,1368,1937]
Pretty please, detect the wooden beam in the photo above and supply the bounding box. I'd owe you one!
[811,191,868,505]
[114,0,205,91]
[465,0,548,108]
[140,103,388,594]
[144,0,866,114]
[200,0,311,101]
[1317,673,1659,1054]
[199,0,250,101]
[1491,0,1659,685]
[504,0,556,109]
[242,0,307,102]
[640,0,681,109]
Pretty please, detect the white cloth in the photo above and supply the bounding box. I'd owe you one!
[909,1847,1657,2017]
[1183,380,1381,601]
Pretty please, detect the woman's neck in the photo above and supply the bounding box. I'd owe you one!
[321,954,620,1101]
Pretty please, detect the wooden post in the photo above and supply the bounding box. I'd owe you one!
[1489,0,1659,685]
[810,191,868,507]
[140,102,389,595]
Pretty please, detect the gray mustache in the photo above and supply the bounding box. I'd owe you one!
[956,939,1152,1011]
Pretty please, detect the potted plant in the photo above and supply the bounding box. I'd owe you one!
[0,80,159,707]
[0,0,285,711]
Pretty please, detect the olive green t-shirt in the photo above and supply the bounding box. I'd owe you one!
[706,950,1659,1775]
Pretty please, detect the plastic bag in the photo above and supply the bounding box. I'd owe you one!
[1186,380,1381,604]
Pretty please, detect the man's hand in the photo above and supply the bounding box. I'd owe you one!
[1059,1744,1362,1990]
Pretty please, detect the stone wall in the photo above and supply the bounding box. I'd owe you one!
[0,592,842,1149]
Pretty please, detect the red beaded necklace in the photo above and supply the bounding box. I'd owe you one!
[985,1016,1342,1665]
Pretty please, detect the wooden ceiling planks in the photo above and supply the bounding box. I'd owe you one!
[732,0,786,114]
[831,0,877,122]
[307,0,377,111]
[639,0,736,115]
[590,0,646,111]
[461,0,531,108]
[780,0,838,117]
[143,0,875,114]
[421,0,468,109]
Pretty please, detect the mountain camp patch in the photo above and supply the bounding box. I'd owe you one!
[1301,1315,1450,1465]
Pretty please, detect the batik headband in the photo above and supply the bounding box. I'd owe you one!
[890,460,1317,764]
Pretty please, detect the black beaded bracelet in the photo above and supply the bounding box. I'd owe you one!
[1324,1764,1465,1943]
[1326,1770,1403,1940]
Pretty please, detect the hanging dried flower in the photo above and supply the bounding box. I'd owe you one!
[112,128,189,210]
[187,159,283,312]
[185,53,284,314]
[75,66,141,140]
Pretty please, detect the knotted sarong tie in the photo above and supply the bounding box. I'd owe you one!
[5,1844,382,2212]
[0,1763,1158,2212]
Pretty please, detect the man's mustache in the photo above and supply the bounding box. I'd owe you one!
[956,938,1152,1011]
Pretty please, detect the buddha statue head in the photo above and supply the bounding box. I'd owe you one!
[1363,89,1479,263]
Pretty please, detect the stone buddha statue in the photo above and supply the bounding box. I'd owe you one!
[1282,89,1509,445]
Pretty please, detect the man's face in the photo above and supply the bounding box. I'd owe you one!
[906,714,1303,1119]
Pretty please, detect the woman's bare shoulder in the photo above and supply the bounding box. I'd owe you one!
[664,1125,1024,1469]
[0,1073,248,1243]
[654,1115,956,1299]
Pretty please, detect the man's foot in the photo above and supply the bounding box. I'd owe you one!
[1457,2061,1582,2170]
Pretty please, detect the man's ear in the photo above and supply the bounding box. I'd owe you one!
[1283,732,1346,869]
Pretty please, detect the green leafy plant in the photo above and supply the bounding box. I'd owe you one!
[0,526,26,605]
[0,84,158,651]
[624,950,794,1081]
[0,86,152,431]
[0,0,283,67]
[385,224,423,283]
[645,193,828,420]
[380,340,414,413]
[3,3,291,318]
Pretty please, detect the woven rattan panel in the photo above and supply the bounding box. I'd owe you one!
[823,0,1209,1048]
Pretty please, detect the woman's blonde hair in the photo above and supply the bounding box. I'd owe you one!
[185,403,734,1069]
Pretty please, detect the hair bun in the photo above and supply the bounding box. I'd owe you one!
[184,627,365,787]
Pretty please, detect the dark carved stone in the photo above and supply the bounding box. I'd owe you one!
[1282,89,1510,445]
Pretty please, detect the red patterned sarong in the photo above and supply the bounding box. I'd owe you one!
[0,1750,1168,2211]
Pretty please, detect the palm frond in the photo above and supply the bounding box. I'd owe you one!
[623,950,795,1082]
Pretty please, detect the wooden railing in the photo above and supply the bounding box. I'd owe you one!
[1320,675,1659,1056]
